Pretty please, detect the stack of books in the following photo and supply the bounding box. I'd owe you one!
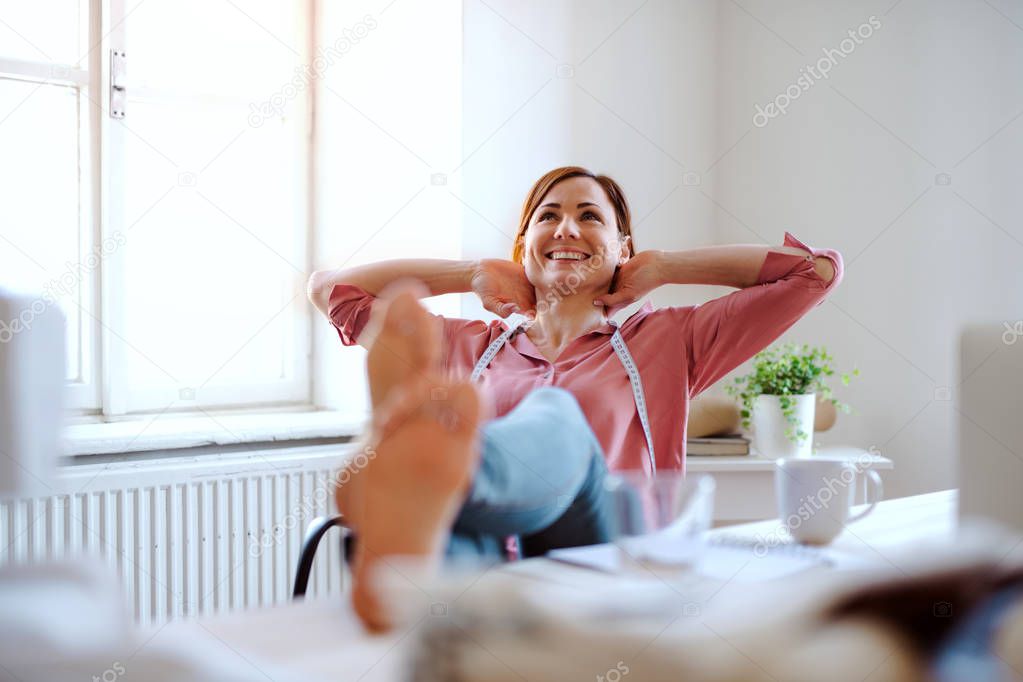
[686,434,750,456]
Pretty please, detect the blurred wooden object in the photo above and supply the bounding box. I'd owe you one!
[689,394,838,438]
[815,396,837,432]
[688,397,741,437]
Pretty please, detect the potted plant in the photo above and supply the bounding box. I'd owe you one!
[725,343,858,458]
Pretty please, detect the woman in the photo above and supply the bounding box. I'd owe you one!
[308,166,842,629]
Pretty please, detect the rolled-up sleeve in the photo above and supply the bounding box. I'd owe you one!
[324,284,495,371]
[327,283,376,346]
[681,231,844,397]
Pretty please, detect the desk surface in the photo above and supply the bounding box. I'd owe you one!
[158,490,957,682]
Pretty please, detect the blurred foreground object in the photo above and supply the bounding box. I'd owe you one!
[958,322,1023,534]
[0,288,62,499]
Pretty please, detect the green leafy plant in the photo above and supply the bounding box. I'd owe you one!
[724,343,859,444]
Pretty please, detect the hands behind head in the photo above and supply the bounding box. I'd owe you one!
[471,259,537,319]
[592,250,664,317]
[471,252,665,319]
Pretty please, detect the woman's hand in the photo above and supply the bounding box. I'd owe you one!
[592,250,665,316]
[470,259,536,318]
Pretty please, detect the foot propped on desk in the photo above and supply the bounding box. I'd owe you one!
[337,281,483,633]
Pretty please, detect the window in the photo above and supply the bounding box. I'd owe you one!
[0,0,94,407]
[0,0,312,416]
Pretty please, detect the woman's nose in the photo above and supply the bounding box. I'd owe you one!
[553,219,580,239]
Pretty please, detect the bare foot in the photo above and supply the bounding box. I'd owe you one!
[334,280,482,632]
[361,279,440,409]
[351,380,481,631]
[334,280,439,530]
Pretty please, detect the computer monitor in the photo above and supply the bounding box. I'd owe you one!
[0,288,63,500]
[958,321,1023,532]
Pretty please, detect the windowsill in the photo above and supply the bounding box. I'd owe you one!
[63,409,368,457]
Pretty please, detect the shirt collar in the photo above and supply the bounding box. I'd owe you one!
[509,299,656,340]
[596,299,656,334]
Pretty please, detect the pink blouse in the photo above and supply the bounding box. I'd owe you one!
[328,232,843,476]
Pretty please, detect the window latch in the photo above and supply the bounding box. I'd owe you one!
[109,50,126,119]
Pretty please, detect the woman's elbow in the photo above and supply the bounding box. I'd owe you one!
[307,270,333,314]
[813,256,836,284]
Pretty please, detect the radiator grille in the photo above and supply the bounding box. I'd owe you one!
[0,447,349,625]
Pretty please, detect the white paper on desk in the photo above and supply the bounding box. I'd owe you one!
[693,543,821,583]
[548,536,823,583]
[548,543,622,573]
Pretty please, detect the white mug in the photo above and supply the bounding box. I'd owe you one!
[774,458,883,544]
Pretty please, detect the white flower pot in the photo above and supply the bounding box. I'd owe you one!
[751,394,816,459]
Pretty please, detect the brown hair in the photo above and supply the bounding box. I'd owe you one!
[511,166,634,264]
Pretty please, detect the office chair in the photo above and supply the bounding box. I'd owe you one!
[292,514,352,599]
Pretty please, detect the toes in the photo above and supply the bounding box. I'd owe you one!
[369,279,441,371]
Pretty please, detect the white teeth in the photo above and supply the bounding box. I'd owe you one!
[547,251,587,261]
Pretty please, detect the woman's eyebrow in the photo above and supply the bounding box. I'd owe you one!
[537,202,601,210]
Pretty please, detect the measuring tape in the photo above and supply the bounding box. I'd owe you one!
[470,319,657,476]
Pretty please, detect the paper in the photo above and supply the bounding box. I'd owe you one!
[548,536,830,583]
[694,543,821,583]
[548,543,622,573]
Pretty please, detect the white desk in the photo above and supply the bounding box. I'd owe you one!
[688,446,894,524]
[156,490,953,681]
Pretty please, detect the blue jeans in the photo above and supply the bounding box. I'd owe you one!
[446,387,615,560]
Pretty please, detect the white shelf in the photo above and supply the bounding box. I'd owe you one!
[687,447,893,473]
[686,446,895,522]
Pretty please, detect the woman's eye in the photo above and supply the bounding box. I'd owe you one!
[539,212,556,221]
[583,211,600,221]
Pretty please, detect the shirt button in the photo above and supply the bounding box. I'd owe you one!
[543,370,553,380]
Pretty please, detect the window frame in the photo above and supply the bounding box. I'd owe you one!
[2,0,317,418]
[0,0,100,411]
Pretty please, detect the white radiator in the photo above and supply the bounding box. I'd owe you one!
[0,444,354,625]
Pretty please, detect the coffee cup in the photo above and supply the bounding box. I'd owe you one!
[774,458,883,544]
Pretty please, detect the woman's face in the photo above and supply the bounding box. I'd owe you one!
[520,176,630,296]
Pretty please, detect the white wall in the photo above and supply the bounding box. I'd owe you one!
[315,0,1022,500]
[460,0,722,322]
[713,0,1023,498]
[312,0,463,418]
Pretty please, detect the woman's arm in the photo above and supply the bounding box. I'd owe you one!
[308,258,537,320]
[656,244,837,289]
[593,232,843,397]
[675,233,843,397]
[593,242,836,312]
[307,260,475,317]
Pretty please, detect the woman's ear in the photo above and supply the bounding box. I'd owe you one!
[617,234,632,265]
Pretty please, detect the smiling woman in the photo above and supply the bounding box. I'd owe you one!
[308,165,842,472]
[306,165,844,629]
